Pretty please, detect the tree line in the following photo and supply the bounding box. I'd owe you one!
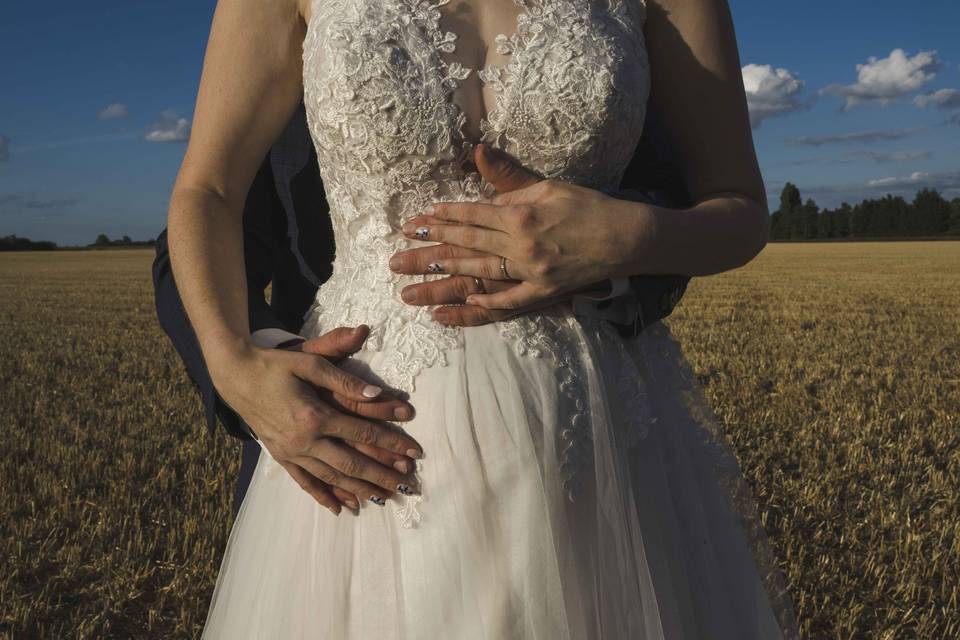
[0,234,155,251]
[770,184,960,240]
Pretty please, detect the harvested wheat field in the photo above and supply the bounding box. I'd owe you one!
[1,243,958,638]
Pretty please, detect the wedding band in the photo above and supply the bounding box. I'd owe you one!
[500,255,512,280]
[473,276,487,294]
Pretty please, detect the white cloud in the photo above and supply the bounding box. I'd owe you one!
[97,103,129,120]
[913,88,960,110]
[742,63,808,128]
[0,134,8,162]
[819,49,942,110]
[779,149,932,166]
[857,149,932,163]
[867,170,960,190]
[144,110,191,143]
[0,193,81,213]
[791,127,925,146]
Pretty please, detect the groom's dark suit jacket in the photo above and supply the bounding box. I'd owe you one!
[152,103,691,514]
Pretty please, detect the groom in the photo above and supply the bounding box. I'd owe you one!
[152,101,692,515]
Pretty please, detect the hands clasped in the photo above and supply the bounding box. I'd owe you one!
[208,325,422,516]
[389,144,652,324]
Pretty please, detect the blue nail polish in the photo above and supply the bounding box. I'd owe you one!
[415,226,430,240]
[397,483,416,496]
[370,495,386,506]
[427,262,443,273]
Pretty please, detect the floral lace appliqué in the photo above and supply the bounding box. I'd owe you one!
[300,0,651,511]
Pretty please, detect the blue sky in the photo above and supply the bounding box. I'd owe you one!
[1,0,959,245]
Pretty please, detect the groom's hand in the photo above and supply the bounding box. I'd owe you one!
[208,325,422,516]
[389,144,610,325]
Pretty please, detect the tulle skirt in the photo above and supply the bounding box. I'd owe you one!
[201,314,800,639]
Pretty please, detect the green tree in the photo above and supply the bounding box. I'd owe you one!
[912,188,950,235]
[817,208,834,238]
[800,198,819,239]
[833,203,852,238]
[874,195,909,236]
[849,200,872,237]
[94,234,111,246]
[774,183,802,240]
[949,198,960,235]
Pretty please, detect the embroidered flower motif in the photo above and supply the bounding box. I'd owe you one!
[300,0,651,511]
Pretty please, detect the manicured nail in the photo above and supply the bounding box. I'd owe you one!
[389,255,401,270]
[427,262,443,273]
[423,204,435,215]
[402,222,415,235]
[393,459,411,474]
[328,505,341,515]
[406,448,423,459]
[397,483,416,496]
[465,296,479,305]
[394,406,412,420]
[401,287,417,303]
[345,497,359,510]
[370,495,386,506]
[415,226,430,240]
[363,385,382,398]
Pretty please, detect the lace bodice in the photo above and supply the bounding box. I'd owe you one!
[300,0,651,393]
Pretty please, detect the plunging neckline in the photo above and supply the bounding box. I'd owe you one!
[430,0,539,151]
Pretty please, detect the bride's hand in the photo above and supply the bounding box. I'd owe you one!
[207,325,423,515]
[400,177,652,312]
[389,144,616,324]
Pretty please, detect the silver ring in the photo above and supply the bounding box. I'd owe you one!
[473,276,487,294]
[499,255,512,280]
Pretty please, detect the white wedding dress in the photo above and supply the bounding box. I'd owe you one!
[202,0,800,637]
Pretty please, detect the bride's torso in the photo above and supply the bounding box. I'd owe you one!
[299,0,651,392]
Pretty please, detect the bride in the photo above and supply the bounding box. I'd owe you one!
[167,0,801,637]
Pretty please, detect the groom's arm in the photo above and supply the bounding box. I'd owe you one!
[152,153,296,440]
[574,106,693,337]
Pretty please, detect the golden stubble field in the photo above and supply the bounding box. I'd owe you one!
[1,243,958,638]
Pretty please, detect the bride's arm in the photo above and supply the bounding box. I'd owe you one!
[167,0,424,509]
[167,0,306,366]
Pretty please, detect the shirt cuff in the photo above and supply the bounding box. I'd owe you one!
[570,277,640,326]
[575,276,631,301]
[251,328,304,350]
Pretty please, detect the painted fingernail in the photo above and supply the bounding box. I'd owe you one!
[406,448,423,459]
[370,495,387,506]
[394,406,412,420]
[393,459,411,474]
[389,255,401,270]
[397,483,417,496]
[363,385,382,398]
[427,262,443,273]
[401,287,417,303]
[415,226,430,240]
